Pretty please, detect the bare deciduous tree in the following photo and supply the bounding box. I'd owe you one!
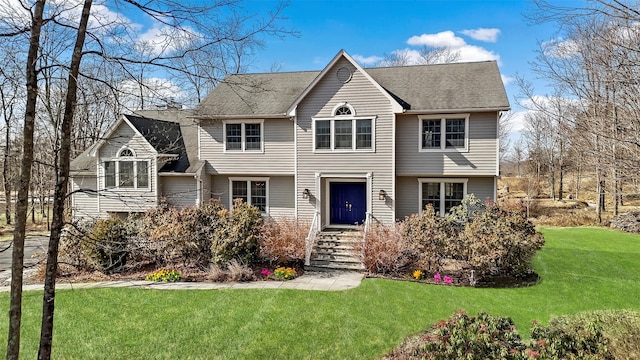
[1,1,292,358]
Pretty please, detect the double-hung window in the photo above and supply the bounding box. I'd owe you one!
[230,178,268,213]
[418,178,467,215]
[224,121,263,152]
[103,148,150,190]
[420,114,469,151]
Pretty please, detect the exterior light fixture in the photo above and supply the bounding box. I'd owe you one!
[378,189,386,200]
[302,188,310,199]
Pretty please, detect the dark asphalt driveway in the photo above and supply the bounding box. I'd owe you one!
[0,235,49,272]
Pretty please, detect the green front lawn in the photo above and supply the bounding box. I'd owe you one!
[1,227,639,359]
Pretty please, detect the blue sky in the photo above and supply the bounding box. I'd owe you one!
[242,0,573,138]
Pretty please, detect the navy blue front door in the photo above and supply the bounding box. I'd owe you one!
[329,182,366,225]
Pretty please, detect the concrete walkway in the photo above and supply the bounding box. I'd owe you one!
[0,271,364,292]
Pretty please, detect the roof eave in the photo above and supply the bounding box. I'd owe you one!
[402,106,511,115]
[70,170,95,176]
[190,114,289,121]
[158,172,198,176]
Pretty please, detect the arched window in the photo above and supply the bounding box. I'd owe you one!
[334,105,352,116]
[119,148,134,157]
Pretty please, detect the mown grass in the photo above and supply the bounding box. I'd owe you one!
[1,227,639,359]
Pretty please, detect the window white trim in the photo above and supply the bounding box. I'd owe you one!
[418,114,469,152]
[312,116,376,152]
[223,119,264,153]
[332,102,356,117]
[228,177,270,214]
[103,158,151,191]
[417,178,468,216]
[118,146,136,157]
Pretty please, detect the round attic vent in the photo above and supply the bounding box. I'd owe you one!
[336,67,352,83]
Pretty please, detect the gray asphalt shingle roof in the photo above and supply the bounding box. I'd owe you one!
[195,71,320,117]
[194,60,508,117]
[71,110,203,175]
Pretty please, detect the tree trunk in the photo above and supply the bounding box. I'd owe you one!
[6,1,46,359]
[31,193,35,223]
[596,167,603,224]
[550,171,556,201]
[600,180,606,213]
[3,122,11,225]
[559,166,564,201]
[38,1,92,358]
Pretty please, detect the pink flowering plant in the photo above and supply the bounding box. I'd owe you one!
[431,273,454,285]
[260,268,272,277]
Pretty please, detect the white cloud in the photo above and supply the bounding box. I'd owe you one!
[353,54,383,65]
[119,77,188,110]
[136,24,199,56]
[509,110,528,132]
[402,30,500,64]
[541,37,580,58]
[460,28,501,43]
[390,48,422,63]
[501,74,515,86]
[457,45,500,63]
[407,30,466,48]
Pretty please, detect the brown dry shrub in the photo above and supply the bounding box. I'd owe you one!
[363,222,414,275]
[206,264,227,282]
[260,217,308,265]
[610,211,640,233]
[226,259,254,282]
[534,208,610,227]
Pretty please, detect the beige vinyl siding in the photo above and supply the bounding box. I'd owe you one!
[395,176,496,219]
[71,176,100,218]
[199,168,211,203]
[97,122,157,213]
[295,57,395,223]
[199,118,294,175]
[467,177,496,202]
[396,112,498,176]
[160,176,198,207]
[210,175,295,217]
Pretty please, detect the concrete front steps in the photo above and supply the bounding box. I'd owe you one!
[306,229,365,272]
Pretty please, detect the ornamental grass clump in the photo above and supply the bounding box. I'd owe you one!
[145,269,182,282]
[274,266,297,280]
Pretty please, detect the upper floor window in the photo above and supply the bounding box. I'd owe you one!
[419,178,467,216]
[104,147,149,189]
[335,105,352,116]
[224,121,263,152]
[420,114,469,151]
[314,118,373,151]
[314,104,374,152]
